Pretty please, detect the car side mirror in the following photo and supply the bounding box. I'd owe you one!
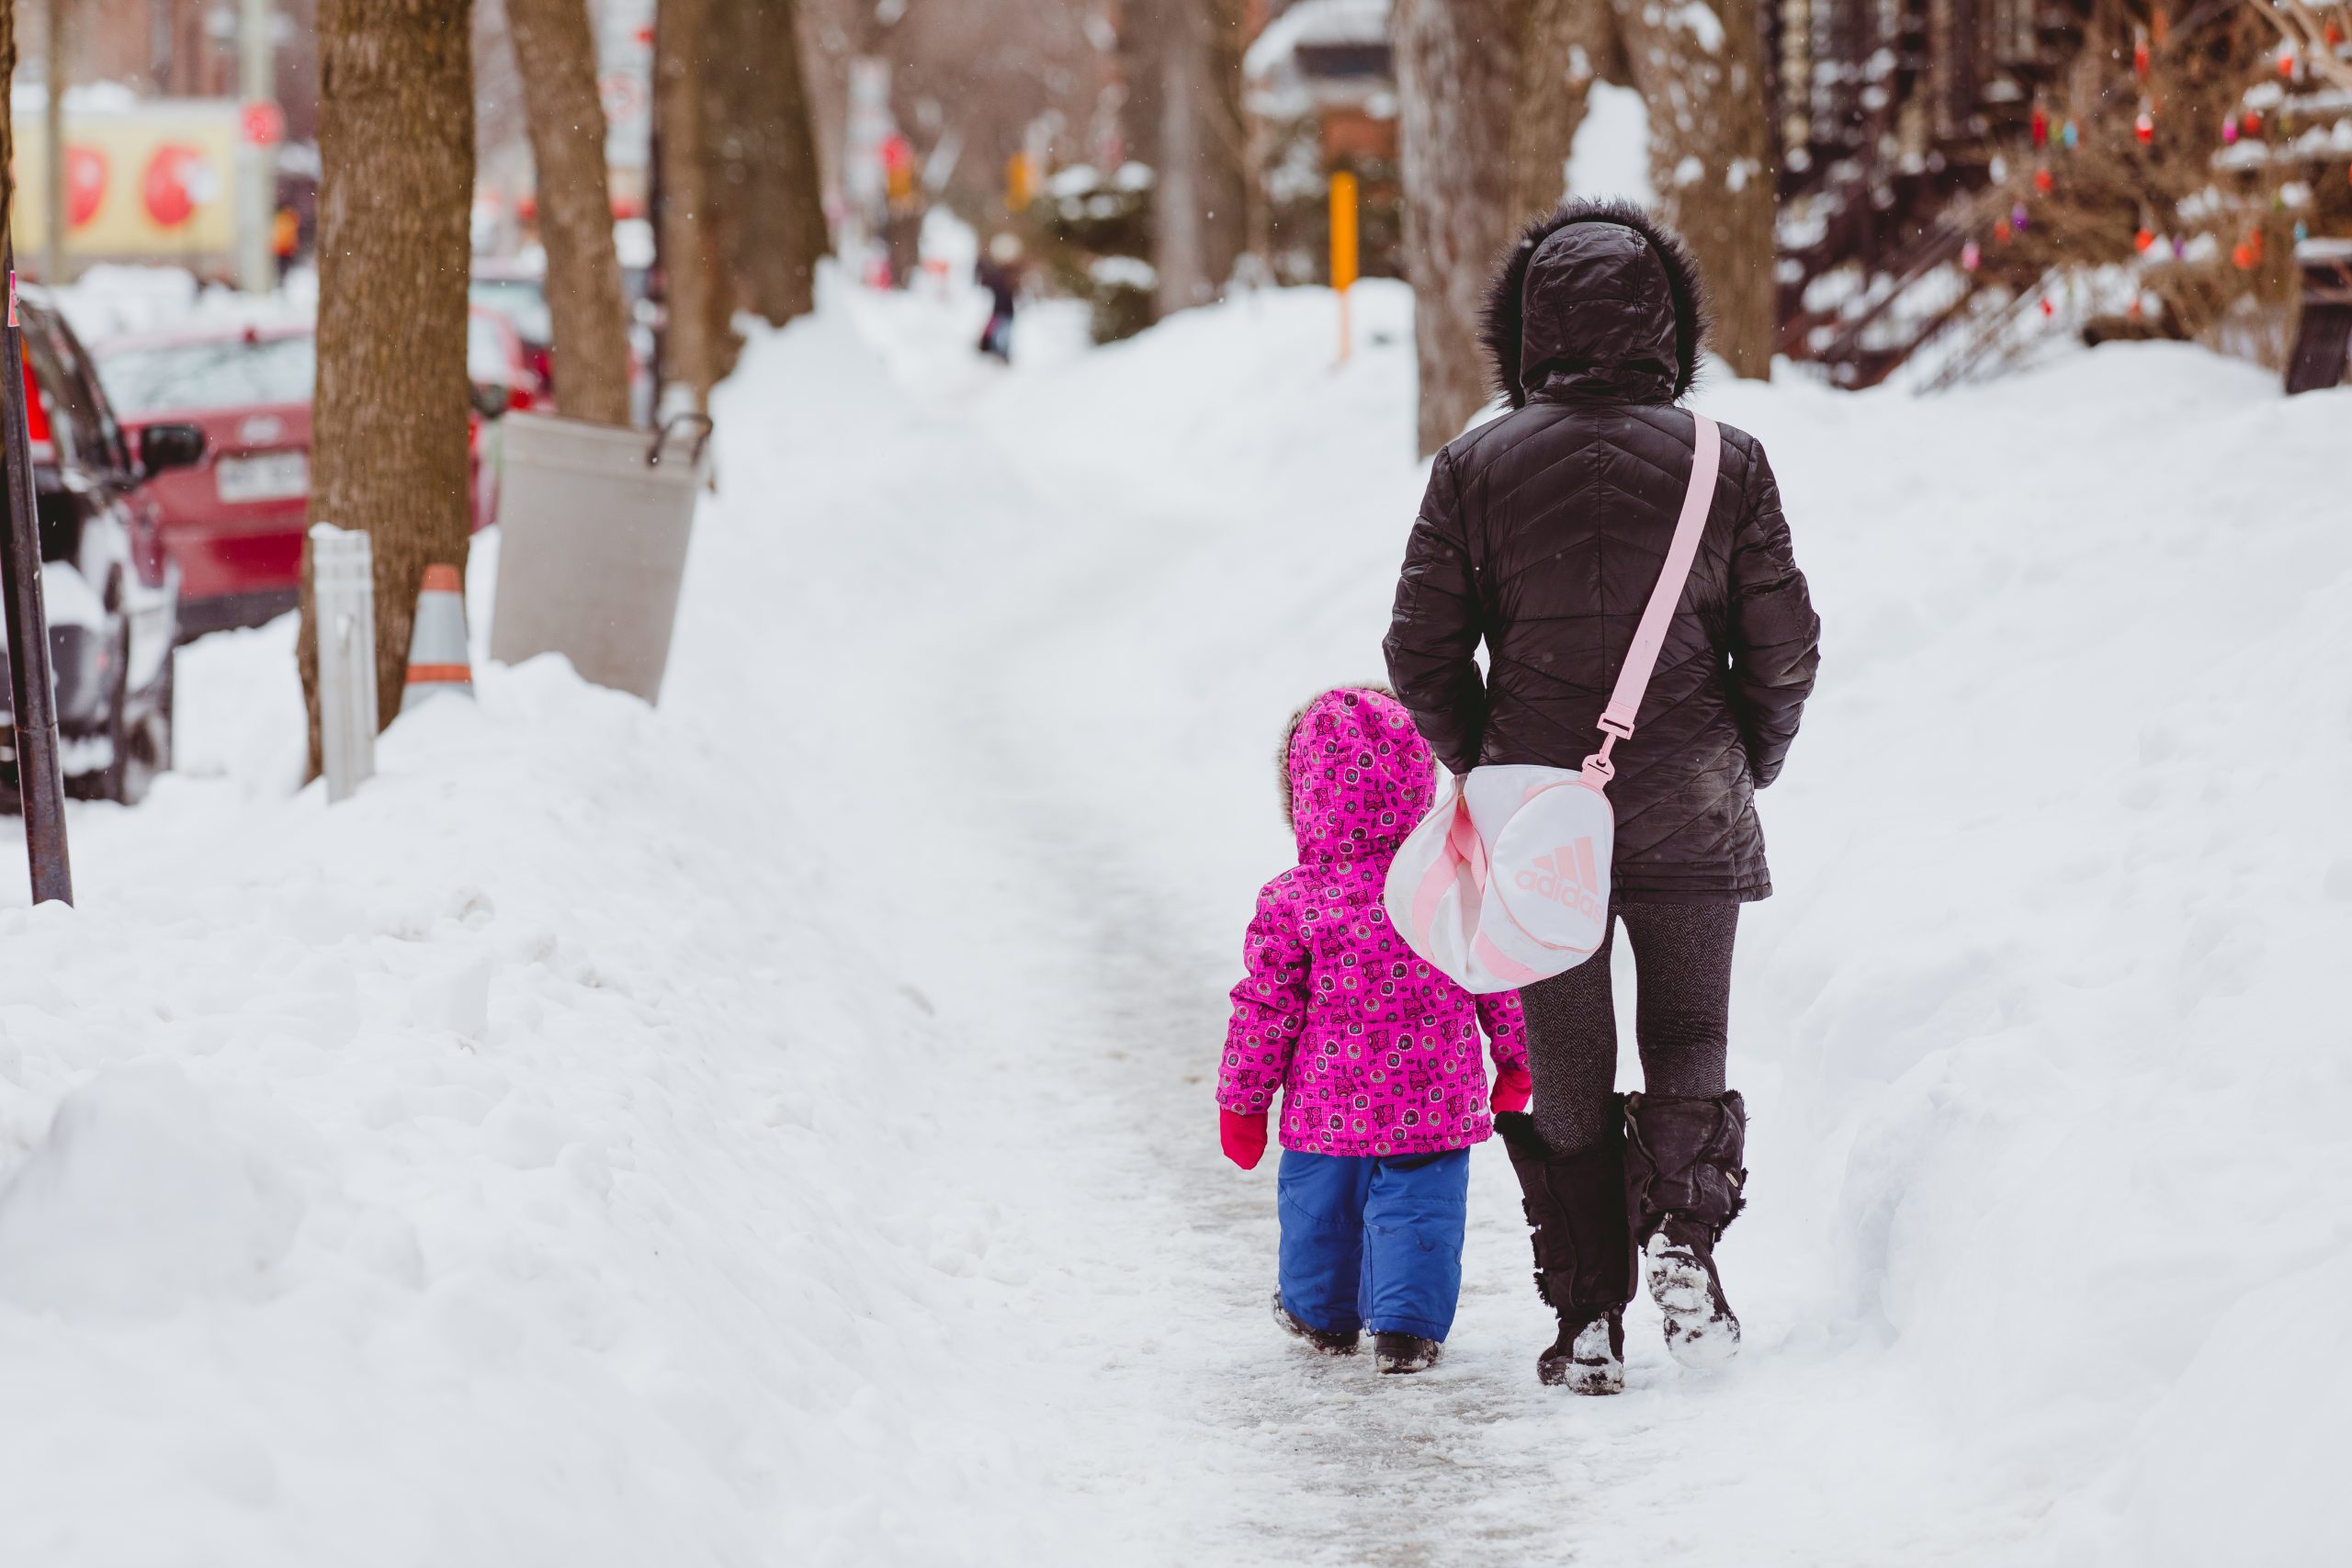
[469,381,511,421]
[138,423,206,474]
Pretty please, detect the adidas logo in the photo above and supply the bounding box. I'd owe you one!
[1515,840,1602,919]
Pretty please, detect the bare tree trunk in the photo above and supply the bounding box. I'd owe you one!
[299,0,475,773]
[1507,0,1577,228]
[698,0,746,378]
[1122,1,1164,195]
[655,0,732,410]
[763,0,831,322]
[508,0,631,426]
[1611,0,1775,376]
[712,0,828,325]
[1395,0,1522,454]
[700,182,743,381]
[1152,24,1206,313]
[1199,0,1250,295]
[1509,0,1630,223]
[1134,0,1250,316]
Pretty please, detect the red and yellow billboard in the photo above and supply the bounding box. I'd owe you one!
[12,100,244,267]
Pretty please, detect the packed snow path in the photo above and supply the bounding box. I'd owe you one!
[0,278,2345,1564]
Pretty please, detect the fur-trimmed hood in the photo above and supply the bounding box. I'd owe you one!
[1481,200,1710,408]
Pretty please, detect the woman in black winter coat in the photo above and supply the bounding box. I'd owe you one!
[1383,200,1820,1393]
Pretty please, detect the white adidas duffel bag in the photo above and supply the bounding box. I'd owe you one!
[1384,415,1724,994]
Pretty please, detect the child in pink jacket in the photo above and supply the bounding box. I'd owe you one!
[1218,687,1529,1374]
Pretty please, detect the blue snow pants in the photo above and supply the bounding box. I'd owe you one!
[1277,1146,1471,1342]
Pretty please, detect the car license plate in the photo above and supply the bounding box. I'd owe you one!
[215,450,309,503]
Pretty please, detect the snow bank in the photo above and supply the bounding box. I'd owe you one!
[49,264,315,347]
[0,338,1121,1559]
[1567,83,1655,206]
[0,261,2342,1562]
[0,1065,302,1318]
[971,280,2352,1561]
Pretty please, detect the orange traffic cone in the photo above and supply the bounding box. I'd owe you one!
[405,564,473,704]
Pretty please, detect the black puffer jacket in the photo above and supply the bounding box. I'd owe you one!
[1383,202,1819,902]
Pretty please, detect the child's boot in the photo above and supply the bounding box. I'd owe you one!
[1271,1290,1361,1355]
[1623,1091,1747,1369]
[1373,1332,1442,1374]
[1497,1107,1637,1393]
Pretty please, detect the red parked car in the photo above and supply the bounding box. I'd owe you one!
[96,311,530,637]
[94,323,312,637]
[471,254,656,424]
[469,257,555,409]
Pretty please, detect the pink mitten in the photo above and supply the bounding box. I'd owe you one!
[1220,1109,1268,1170]
[1490,1066,1532,1116]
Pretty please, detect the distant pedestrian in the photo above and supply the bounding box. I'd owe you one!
[1218,687,1530,1376]
[1385,200,1819,1393]
[272,206,301,287]
[975,233,1021,362]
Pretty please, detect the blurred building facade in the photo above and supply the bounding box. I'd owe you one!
[1244,0,1400,285]
[28,0,322,143]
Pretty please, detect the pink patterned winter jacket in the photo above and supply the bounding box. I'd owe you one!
[1219,689,1527,1157]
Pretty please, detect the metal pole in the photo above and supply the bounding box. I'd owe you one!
[0,242,74,903]
[237,0,277,294]
[310,525,377,804]
[43,0,67,287]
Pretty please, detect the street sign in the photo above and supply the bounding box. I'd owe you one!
[1330,172,1360,364]
[1330,171,1360,292]
[596,0,656,174]
[598,72,647,130]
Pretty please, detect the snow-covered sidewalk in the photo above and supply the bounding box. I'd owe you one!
[0,276,2346,1564]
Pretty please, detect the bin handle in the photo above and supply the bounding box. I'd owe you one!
[648,412,715,470]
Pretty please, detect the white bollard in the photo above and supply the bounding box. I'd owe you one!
[311,524,378,804]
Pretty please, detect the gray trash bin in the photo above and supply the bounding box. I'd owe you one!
[488,411,711,703]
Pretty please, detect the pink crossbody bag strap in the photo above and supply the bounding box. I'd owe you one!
[1581,413,1722,787]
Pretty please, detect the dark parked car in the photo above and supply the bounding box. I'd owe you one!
[2,288,203,806]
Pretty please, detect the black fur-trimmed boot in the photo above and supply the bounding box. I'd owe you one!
[1498,1108,1637,1393]
[1623,1091,1747,1370]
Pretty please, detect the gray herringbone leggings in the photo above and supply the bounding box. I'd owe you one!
[1520,902,1739,1154]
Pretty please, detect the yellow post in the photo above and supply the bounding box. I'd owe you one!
[1329,170,1359,364]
